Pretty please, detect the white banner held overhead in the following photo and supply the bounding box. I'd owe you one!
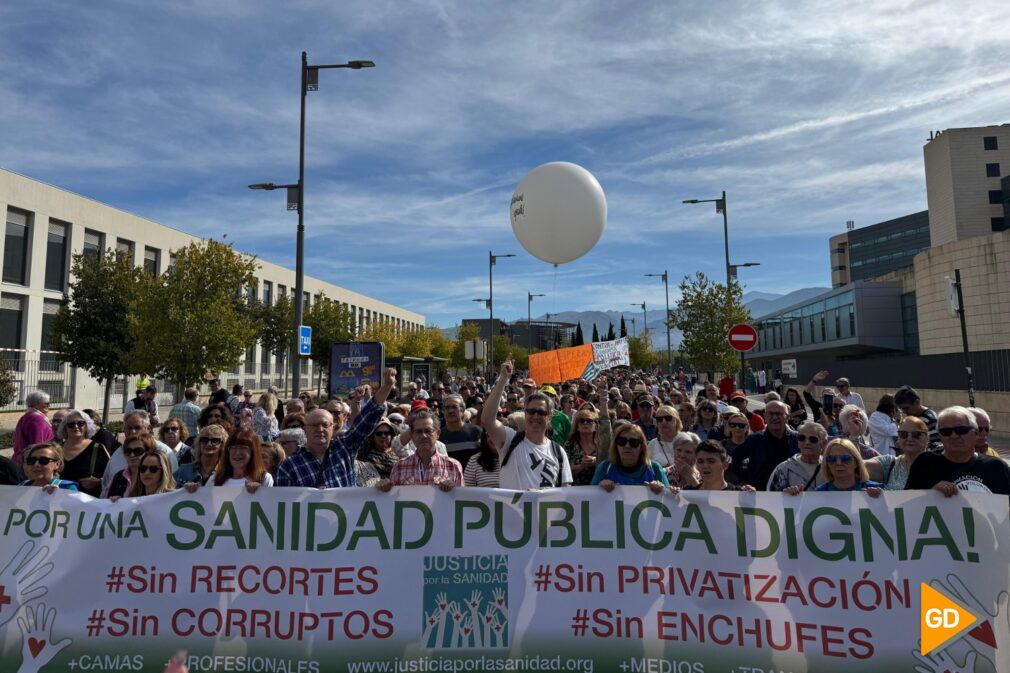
[592,337,630,370]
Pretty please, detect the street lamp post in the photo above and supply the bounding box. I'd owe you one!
[488,251,515,378]
[249,51,374,400]
[728,262,761,390]
[683,190,731,290]
[527,292,545,351]
[630,302,647,334]
[472,299,490,375]
[645,271,672,373]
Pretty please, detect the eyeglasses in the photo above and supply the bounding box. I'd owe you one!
[65,420,87,429]
[525,408,550,417]
[163,426,180,433]
[938,426,974,437]
[825,454,854,464]
[798,435,821,443]
[577,418,597,425]
[26,456,58,466]
[638,403,653,409]
[616,436,643,448]
[139,464,161,474]
[656,415,675,422]
[897,430,926,440]
[977,426,991,434]
[728,422,748,429]
[373,431,393,438]
[123,447,146,457]
[199,437,223,446]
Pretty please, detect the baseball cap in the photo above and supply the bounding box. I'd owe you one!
[729,390,748,401]
[540,385,557,397]
[522,378,537,388]
[410,400,428,412]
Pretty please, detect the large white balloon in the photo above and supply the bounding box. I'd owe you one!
[509,162,607,265]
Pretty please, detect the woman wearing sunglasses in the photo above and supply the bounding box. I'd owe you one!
[720,411,751,455]
[591,424,670,494]
[124,450,175,498]
[158,417,189,456]
[647,404,683,472]
[691,402,723,441]
[564,386,612,486]
[173,425,226,488]
[56,409,109,497]
[813,438,882,494]
[20,443,78,492]
[358,419,399,481]
[103,435,157,498]
[865,416,928,490]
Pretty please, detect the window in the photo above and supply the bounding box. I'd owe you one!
[143,247,159,275]
[83,229,104,259]
[993,218,1009,232]
[247,282,257,305]
[40,300,62,371]
[0,294,25,350]
[984,136,998,151]
[167,253,176,274]
[245,345,256,374]
[44,220,69,292]
[116,238,134,262]
[987,163,1001,178]
[3,208,30,285]
[989,190,1004,205]
[263,281,273,307]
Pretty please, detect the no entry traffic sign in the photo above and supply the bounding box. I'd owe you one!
[727,323,758,352]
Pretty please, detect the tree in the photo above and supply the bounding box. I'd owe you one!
[450,323,481,369]
[592,324,600,342]
[257,294,294,369]
[606,322,616,341]
[130,240,258,389]
[620,315,627,338]
[671,272,750,378]
[50,250,144,422]
[304,294,357,395]
[0,357,16,408]
[428,327,454,361]
[627,334,658,369]
[358,321,403,357]
[574,322,584,346]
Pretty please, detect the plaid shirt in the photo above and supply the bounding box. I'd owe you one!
[169,400,202,436]
[276,397,384,488]
[390,453,463,487]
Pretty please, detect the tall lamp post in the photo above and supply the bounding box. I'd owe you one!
[630,302,647,335]
[527,292,544,351]
[729,262,761,390]
[488,251,515,377]
[472,299,490,375]
[645,271,672,373]
[249,51,374,400]
[683,190,731,290]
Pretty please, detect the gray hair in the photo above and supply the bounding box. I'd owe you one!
[968,407,990,426]
[277,428,307,446]
[408,410,440,431]
[124,409,151,428]
[672,431,701,449]
[57,409,98,441]
[764,391,782,402]
[524,392,554,415]
[26,391,50,409]
[797,420,827,442]
[838,404,868,437]
[937,406,977,430]
[287,399,305,412]
[444,394,465,409]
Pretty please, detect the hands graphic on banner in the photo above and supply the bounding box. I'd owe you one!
[16,603,71,673]
[0,541,53,630]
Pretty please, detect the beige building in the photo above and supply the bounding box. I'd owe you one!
[924,124,1010,246]
[0,168,425,410]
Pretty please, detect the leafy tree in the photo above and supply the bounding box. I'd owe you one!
[627,334,658,369]
[620,315,627,338]
[606,322,616,341]
[304,294,357,394]
[0,357,16,408]
[428,327,454,360]
[401,326,434,358]
[358,320,403,358]
[50,250,144,422]
[574,322,584,346]
[450,323,481,369]
[257,294,294,368]
[671,272,750,378]
[130,240,258,388]
[592,324,600,343]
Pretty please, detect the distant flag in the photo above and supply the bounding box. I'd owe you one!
[582,361,601,382]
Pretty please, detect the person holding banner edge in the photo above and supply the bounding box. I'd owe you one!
[591,423,671,494]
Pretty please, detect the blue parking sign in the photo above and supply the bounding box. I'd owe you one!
[298,325,312,356]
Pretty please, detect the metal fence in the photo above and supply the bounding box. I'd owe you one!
[0,349,75,411]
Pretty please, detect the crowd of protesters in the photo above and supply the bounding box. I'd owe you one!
[3,364,1009,503]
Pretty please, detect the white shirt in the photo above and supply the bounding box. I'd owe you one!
[648,437,676,468]
[837,390,865,410]
[498,427,573,490]
[215,473,274,488]
[101,439,179,492]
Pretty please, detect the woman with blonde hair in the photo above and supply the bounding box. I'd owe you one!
[564,385,612,485]
[57,409,109,496]
[721,411,751,454]
[253,392,280,441]
[591,424,670,494]
[126,450,175,498]
[648,404,684,474]
[815,438,882,494]
[20,443,78,492]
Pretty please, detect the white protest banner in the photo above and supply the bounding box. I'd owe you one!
[592,337,629,370]
[0,485,1007,672]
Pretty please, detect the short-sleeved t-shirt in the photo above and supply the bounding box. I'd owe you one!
[905,452,1010,499]
[440,424,482,466]
[498,426,573,490]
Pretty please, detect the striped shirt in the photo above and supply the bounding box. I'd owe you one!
[464,454,500,488]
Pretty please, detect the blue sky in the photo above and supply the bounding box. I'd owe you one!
[4,1,1010,328]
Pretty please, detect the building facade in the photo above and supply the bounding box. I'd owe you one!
[0,168,425,409]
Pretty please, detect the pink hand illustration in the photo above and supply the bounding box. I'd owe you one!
[16,603,71,673]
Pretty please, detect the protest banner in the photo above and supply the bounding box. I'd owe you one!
[0,486,1007,673]
[592,337,630,370]
[528,345,593,385]
[329,342,385,397]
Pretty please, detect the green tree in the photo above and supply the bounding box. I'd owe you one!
[592,324,600,342]
[450,323,481,369]
[620,315,627,338]
[130,240,258,388]
[428,327,454,360]
[358,321,403,357]
[607,322,616,341]
[627,334,658,368]
[50,250,144,422]
[257,294,294,372]
[305,294,357,394]
[671,272,750,378]
[0,357,16,408]
[574,322,584,346]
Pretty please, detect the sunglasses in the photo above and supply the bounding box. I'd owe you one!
[826,454,854,464]
[124,447,146,457]
[139,464,161,474]
[577,417,597,425]
[638,403,653,409]
[978,426,991,433]
[938,426,973,437]
[26,456,58,466]
[729,422,748,429]
[65,420,87,429]
[897,430,926,440]
[656,415,675,422]
[163,426,180,432]
[616,436,643,448]
[199,437,223,446]
[798,435,821,443]
[525,408,550,417]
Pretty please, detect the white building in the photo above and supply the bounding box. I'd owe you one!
[0,168,425,410]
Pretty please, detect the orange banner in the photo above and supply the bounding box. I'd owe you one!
[528,344,594,384]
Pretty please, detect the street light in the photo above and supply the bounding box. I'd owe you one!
[683,190,731,289]
[729,262,760,280]
[527,292,545,351]
[248,51,374,400]
[645,271,672,374]
[488,251,515,378]
[630,302,647,335]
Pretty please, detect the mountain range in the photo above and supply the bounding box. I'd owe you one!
[438,287,830,349]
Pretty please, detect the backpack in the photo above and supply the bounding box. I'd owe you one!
[500,431,567,487]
